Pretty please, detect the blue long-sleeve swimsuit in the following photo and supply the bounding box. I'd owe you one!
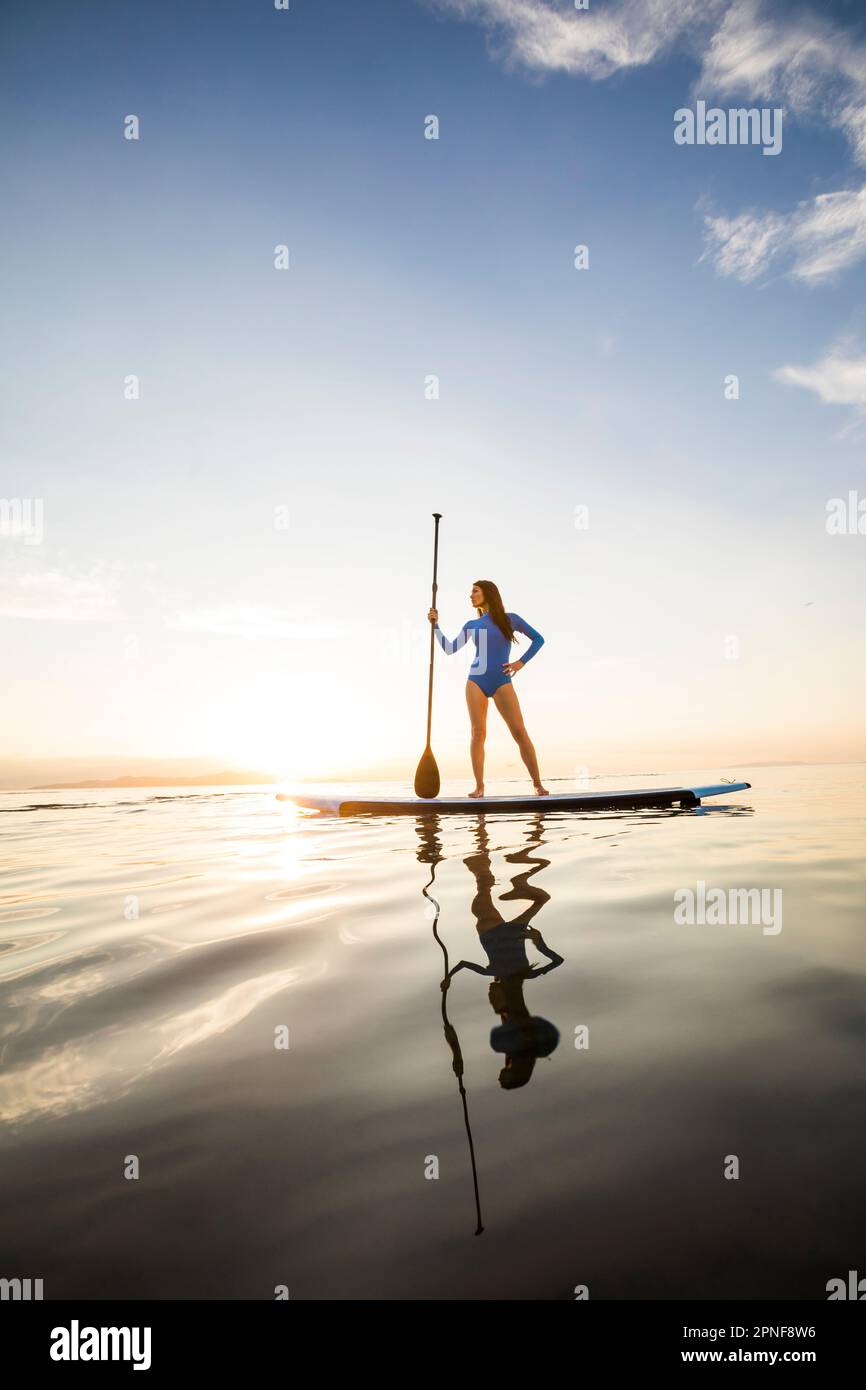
[434,612,544,696]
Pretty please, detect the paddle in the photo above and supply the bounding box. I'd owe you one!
[417,819,484,1236]
[414,512,442,798]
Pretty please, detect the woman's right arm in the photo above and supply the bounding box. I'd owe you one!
[428,609,469,656]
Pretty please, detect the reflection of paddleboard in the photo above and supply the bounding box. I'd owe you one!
[277,782,751,817]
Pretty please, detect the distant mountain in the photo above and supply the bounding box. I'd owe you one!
[33,770,278,790]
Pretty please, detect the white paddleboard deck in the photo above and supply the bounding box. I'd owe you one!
[277,783,751,816]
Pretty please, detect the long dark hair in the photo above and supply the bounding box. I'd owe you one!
[474,580,515,644]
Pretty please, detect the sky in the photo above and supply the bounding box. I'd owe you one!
[2,0,866,786]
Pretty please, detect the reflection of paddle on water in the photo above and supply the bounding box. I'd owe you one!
[415,813,564,1231]
[417,817,484,1236]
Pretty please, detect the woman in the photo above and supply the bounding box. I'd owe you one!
[428,579,548,799]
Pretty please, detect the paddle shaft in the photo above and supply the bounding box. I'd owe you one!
[424,513,442,747]
[425,856,484,1237]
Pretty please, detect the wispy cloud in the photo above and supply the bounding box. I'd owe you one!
[700,0,866,164]
[773,342,866,409]
[700,186,866,283]
[693,2,866,285]
[434,0,720,79]
[443,0,866,164]
[166,604,342,641]
[444,1,866,286]
[694,2,866,284]
[0,570,122,622]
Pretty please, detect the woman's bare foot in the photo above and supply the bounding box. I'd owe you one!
[535,784,549,796]
[468,786,485,799]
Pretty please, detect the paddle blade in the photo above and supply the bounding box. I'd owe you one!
[414,746,440,799]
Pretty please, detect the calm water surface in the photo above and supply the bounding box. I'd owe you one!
[1,765,864,1299]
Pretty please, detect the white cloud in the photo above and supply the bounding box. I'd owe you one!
[166,604,342,641]
[700,0,866,163]
[700,206,786,283]
[701,186,866,283]
[692,3,866,282]
[773,344,866,408]
[435,0,721,79]
[443,0,866,165]
[444,1,866,285]
[0,570,122,622]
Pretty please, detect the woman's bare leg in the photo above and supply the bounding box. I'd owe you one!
[465,680,488,796]
[492,684,548,794]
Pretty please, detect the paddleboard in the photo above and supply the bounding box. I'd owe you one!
[277,782,751,816]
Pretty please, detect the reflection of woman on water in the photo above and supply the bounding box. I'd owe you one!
[417,813,564,1232]
[444,817,563,1089]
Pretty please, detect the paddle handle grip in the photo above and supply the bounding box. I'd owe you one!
[430,512,442,606]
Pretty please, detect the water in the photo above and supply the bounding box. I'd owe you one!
[1,764,864,1300]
